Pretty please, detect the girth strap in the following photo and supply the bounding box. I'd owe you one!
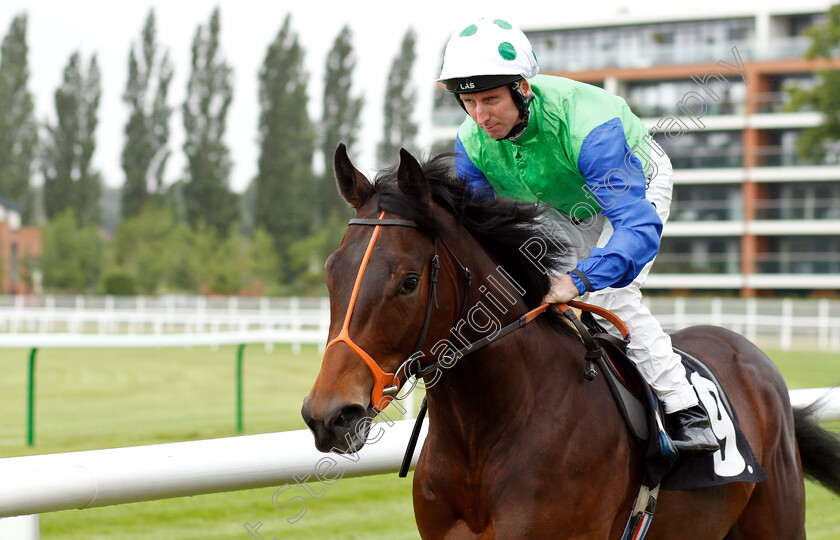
[558,300,631,380]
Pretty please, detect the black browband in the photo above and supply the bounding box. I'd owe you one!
[348,218,419,228]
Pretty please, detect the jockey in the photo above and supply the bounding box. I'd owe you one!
[438,18,719,456]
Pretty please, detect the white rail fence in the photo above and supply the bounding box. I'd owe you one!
[0,390,837,528]
[0,295,837,538]
[643,297,840,351]
[0,421,428,518]
[1,295,839,351]
[0,420,429,539]
[0,295,330,353]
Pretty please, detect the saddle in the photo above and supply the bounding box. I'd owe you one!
[563,306,766,491]
[565,308,656,445]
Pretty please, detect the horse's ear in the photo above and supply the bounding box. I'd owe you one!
[334,143,373,211]
[397,148,431,205]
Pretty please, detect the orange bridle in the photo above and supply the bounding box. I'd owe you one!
[324,212,435,412]
[324,211,634,416]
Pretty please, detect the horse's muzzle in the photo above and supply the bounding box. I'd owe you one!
[301,398,374,454]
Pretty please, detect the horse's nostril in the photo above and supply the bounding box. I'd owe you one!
[325,404,368,434]
[301,401,316,428]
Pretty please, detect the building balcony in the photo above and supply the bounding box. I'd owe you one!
[653,254,740,274]
[631,100,746,118]
[743,273,840,289]
[746,219,840,235]
[753,200,840,221]
[674,168,747,184]
[747,112,824,130]
[536,41,757,72]
[669,198,742,222]
[645,273,840,290]
[535,36,812,73]
[755,255,840,274]
[664,221,745,236]
[749,165,840,182]
[756,36,814,62]
[667,147,840,170]
[753,146,840,167]
[753,91,815,114]
[644,273,744,289]
[668,148,743,169]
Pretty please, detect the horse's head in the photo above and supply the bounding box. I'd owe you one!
[301,144,462,453]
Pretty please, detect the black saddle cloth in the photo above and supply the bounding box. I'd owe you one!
[581,312,767,490]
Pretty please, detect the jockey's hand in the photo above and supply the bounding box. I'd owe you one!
[543,274,581,305]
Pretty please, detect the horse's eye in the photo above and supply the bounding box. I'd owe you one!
[400,275,421,295]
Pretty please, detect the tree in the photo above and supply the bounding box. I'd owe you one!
[110,204,178,294]
[788,4,840,162]
[40,209,103,292]
[187,220,223,292]
[182,7,238,234]
[41,52,102,227]
[121,8,174,220]
[206,224,246,294]
[0,14,38,221]
[378,28,418,167]
[247,227,281,293]
[254,14,316,283]
[319,25,363,223]
[165,220,201,291]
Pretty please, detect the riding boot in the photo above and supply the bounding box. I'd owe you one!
[666,403,720,456]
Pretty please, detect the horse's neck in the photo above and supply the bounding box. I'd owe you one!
[424,313,576,451]
[423,232,578,446]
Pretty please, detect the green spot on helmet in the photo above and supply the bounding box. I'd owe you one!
[438,17,539,91]
[460,24,478,37]
[498,42,516,61]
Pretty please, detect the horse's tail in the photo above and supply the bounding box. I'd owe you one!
[794,404,840,494]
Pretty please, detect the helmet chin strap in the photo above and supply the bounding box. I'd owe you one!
[452,79,533,142]
[498,80,532,142]
[497,105,531,142]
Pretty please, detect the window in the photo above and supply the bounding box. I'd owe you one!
[656,130,743,168]
[754,182,840,220]
[787,14,822,37]
[658,237,741,274]
[672,184,743,221]
[756,236,840,274]
[10,242,18,282]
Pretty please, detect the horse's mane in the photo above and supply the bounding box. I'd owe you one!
[372,153,569,314]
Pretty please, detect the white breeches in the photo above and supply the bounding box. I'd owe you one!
[544,143,697,413]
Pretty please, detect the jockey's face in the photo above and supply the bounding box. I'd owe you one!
[460,79,530,140]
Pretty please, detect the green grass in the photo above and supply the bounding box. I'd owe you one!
[36,475,418,540]
[0,344,838,538]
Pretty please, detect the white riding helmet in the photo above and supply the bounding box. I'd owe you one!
[438,18,539,94]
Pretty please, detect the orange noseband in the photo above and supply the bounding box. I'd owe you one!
[325,212,401,412]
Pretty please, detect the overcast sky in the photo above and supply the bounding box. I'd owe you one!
[0,0,824,193]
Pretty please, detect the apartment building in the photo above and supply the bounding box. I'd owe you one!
[431,4,840,297]
[0,196,41,295]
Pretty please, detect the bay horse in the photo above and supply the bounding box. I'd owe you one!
[302,145,840,539]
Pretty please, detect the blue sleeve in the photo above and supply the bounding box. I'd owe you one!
[570,118,662,293]
[455,135,495,199]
